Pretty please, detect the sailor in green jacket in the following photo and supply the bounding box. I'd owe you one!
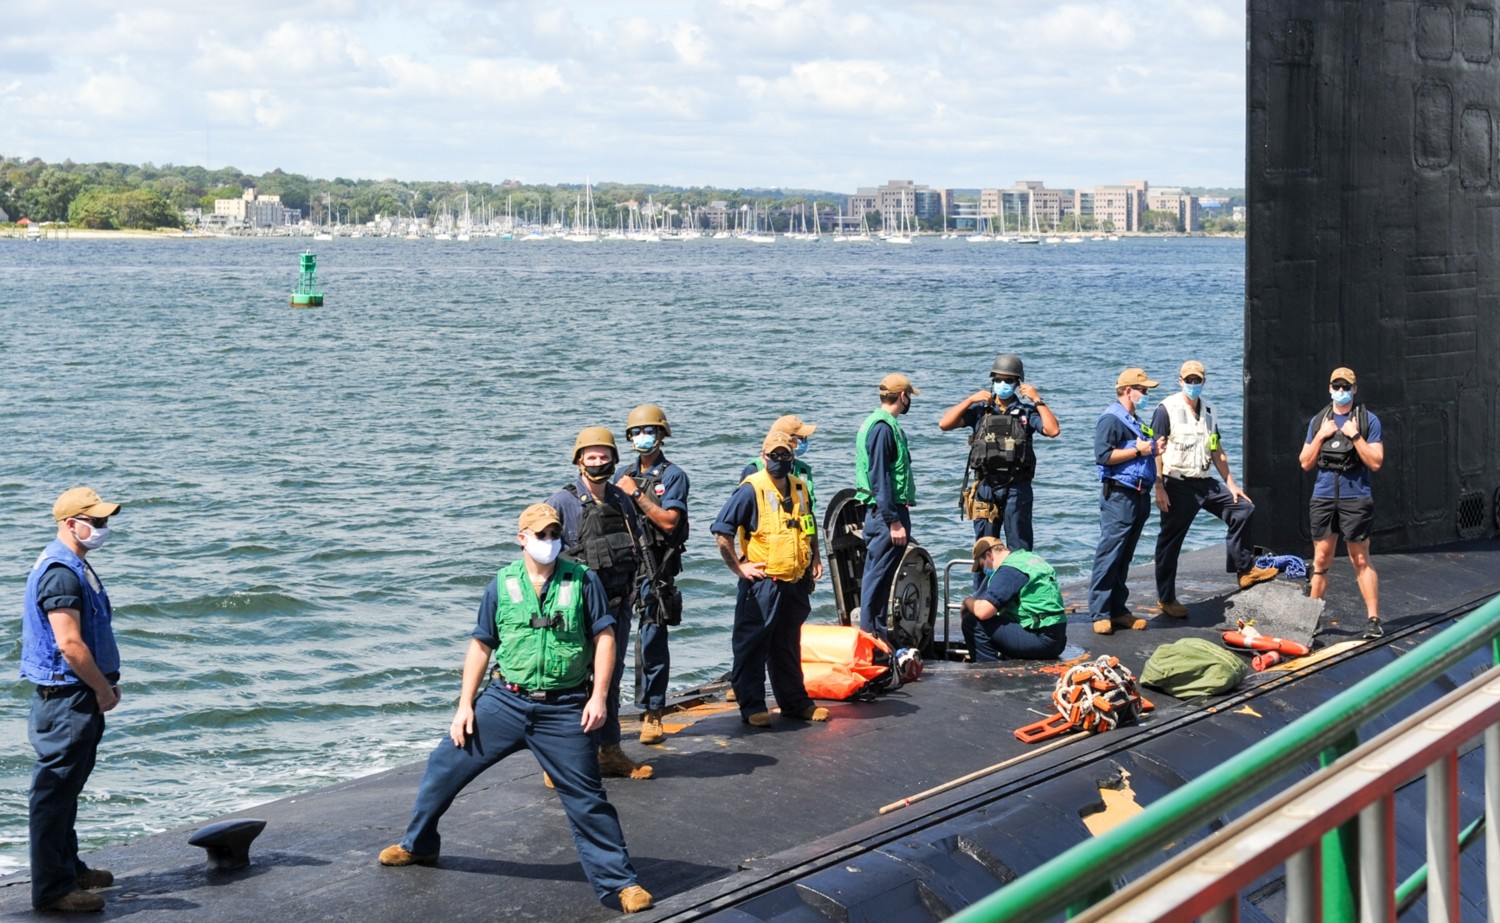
[855,374,919,639]
[380,503,653,914]
[961,536,1068,661]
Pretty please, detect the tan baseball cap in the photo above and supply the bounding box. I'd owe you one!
[971,536,1007,572]
[1179,360,1206,379]
[770,414,817,437]
[1330,367,1356,384]
[762,430,799,455]
[53,487,121,522]
[1115,368,1160,390]
[879,373,921,396]
[517,503,562,534]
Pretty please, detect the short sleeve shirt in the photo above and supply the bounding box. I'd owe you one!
[472,566,615,649]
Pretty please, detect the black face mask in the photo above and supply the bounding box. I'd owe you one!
[765,456,793,478]
[582,461,616,482]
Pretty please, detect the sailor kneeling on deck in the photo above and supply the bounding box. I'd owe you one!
[379,503,652,914]
[961,537,1068,661]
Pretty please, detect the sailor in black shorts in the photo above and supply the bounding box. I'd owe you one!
[1298,367,1385,637]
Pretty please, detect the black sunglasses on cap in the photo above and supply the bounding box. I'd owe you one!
[1331,383,1353,392]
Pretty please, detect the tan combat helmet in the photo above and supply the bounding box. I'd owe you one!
[625,404,671,437]
[572,426,619,463]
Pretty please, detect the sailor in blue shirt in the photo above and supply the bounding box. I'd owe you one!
[1087,369,1166,635]
[21,487,124,913]
[1298,367,1385,637]
[853,374,920,640]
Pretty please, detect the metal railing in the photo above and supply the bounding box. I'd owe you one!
[945,594,1500,923]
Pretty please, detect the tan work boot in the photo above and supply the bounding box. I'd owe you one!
[76,868,113,890]
[1158,600,1189,619]
[746,711,773,727]
[1093,618,1116,635]
[619,884,655,913]
[542,770,555,789]
[379,844,438,866]
[35,889,104,913]
[639,711,665,745]
[1238,566,1279,589]
[725,687,737,702]
[793,706,829,721]
[599,744,654,779]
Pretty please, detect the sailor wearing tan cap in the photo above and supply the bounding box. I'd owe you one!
[710,429,829,727]
[853,373,920,640]
[1150,360,1277,619]
[380,503,653,914]
[741,414,820,510]
[21,488,124,913]
[960,537,1068,661]
[1298,367,1385,638]
[1088,369,1166,635]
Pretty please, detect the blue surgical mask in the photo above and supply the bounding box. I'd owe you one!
[1183,383,1204,401]
[795,438,809,458]
[992,380,1017,400]
[631,433,658,454]
[1330,388,1354,407]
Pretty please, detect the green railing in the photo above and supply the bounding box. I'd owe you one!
[946,594,1500,923]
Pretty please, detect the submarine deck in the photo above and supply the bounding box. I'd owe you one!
[2,541,1497,921]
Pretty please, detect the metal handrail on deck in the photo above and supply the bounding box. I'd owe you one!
[945,594,1500,923]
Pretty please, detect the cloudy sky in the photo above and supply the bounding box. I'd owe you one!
[1,1,1245,191]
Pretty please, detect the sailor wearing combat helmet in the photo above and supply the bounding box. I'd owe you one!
[379,503,653,914]
[545,428,654,780]
[613,405,690,746]
[711,429,828,728]
[1150,360,1277,619]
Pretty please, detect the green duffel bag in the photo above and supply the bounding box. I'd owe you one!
[1140,637,1249,699]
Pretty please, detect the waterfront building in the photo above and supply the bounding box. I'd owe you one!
[213,187,288,229]
[847,180,945,226]
[1147,186,1201,231]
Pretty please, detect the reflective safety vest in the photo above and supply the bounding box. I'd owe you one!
[854,409,915,505]
[1160,392,1217,479]
[21,540,119,685]
[738,469,815,581]
[988,549,1066,630]
[1095,401,1157,490]
[493,559,591,690]
[749,456,817,510]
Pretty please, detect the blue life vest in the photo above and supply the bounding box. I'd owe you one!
[21,540,120,684]
[1095,401,1157,490]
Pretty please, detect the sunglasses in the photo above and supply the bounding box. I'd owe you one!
[72,516,109,528]
[1183,376,1204,384]
[626,426,662,438]
[992,376,1020,385]
[531,528,562,541]
[1331,383,1353,392]
[767,451,794,462]
[1130,385,1150,394]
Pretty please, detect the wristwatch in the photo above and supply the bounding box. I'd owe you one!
[631,488,643,499]
[1033,399,1047,406]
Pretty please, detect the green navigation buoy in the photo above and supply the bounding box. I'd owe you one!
[290,251,324,307]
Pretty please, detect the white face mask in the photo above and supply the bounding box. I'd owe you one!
[524,534,562,565]
[72,520,110,551]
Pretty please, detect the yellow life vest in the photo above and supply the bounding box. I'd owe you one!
[738,469,815,581]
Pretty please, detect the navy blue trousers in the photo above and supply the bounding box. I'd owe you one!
[1088,485,1152,620]
[29,687,105,908]
[399,684,637,901]
[963,615,1067,661]
[972,480,1034,589]
[859,506,912,638]
[730,577,814,720]
[634,613,670,713]
[1154,476,1257,603]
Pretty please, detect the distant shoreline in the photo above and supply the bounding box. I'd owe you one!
[3,229,1247,242]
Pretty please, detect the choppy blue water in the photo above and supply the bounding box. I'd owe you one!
[0,235,1243,874]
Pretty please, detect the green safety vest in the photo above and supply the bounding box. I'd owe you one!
[492,559,591,690]
[991,550,1066,630]
[749,456,817,510]
[854,409,915,505]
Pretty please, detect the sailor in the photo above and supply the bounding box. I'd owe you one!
[710,429,829,727]
[938,353,1059,587]
[1151,360,1278,617]
[1298,367,1385,638]
[961,536,1068,661]
[546,428,653,780]
[22,488,124,914]
[740,414,819,511]
[854,373,920,640]
[379,504,653,915]
[1088,369,1166,635]
[613,405,689,747]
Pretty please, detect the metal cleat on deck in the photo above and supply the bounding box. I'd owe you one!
[187,818,267,871]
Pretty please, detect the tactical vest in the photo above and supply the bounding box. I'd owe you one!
[562,484,638,598]
[738,469,815,582]
[493,559,590,690]
[854,409,915,505]
[623,458,688,578]
[989,549,1066,630]
[1314,404,1370,473]
[1160,392,1217,479]
[1095,401,1156,490]
[968,401,1034,482]
[21,540,120,684]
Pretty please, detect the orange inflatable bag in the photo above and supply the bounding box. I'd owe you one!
[800,625,895,700]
